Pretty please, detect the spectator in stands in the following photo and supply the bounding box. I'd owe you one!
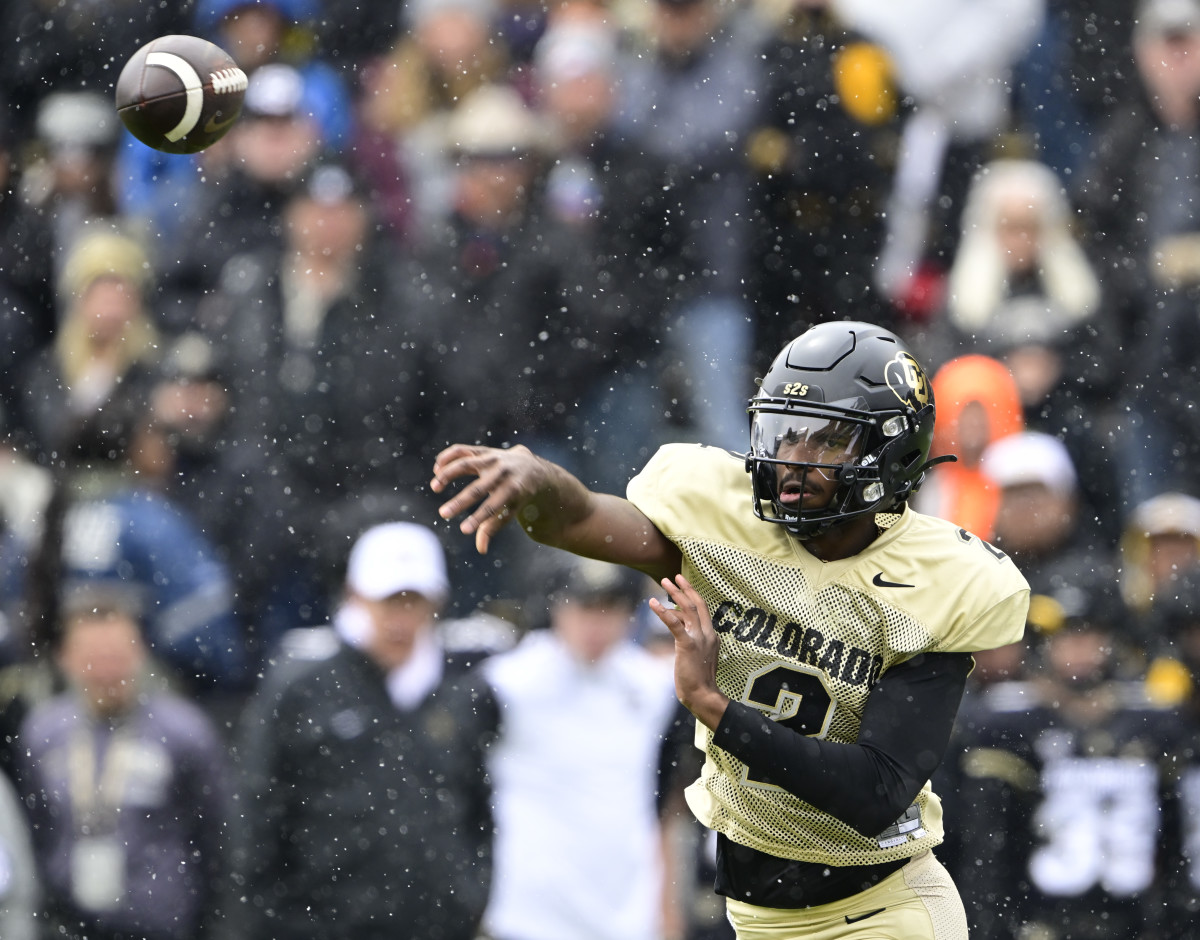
[195,0,352,147]
[911,354,1024,541]
[398,83,635,613]
[133,332,290,661]
[353,0,508,237]
[119,0,351,251]
[838,0,1042,316]
[21,397,248,699]
[17,227,160,461]
[23,92,124,268]
[194,158,430,634]
[1014,1,1133,180]
[0,107,55,362]
[17,585,230,940]
[981,430,1117,602]
[1137,566,1200,931]
[937,577,1161,940]
[532,14,679,491]
[930,158,1122,538]
[1113,2,1200,507]
[936,160,1104,366]
[226,522,497,940]
[746,0,902,363]
[1119,492,1200,634]
[1077,0,1200,353]
[612,0,766,449]
[159,62,326,328]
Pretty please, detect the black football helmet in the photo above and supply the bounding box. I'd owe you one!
[746,321,939,539]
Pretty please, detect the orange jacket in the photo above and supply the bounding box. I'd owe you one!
[924,354,1024,540]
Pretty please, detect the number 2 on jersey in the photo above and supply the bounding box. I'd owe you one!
[740,662,834,789]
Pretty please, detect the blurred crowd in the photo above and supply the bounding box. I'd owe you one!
[0,0,1198,937]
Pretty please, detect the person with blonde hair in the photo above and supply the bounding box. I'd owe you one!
[946,158,1100,341]
[928,158,1123,543]
[17,227,159,459]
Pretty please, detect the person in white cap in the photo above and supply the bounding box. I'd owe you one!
[226,521,498,940]
[981,430,1119,603]
[1120,491,1200,622]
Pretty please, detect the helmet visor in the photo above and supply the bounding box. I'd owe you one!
[751,410,868,481]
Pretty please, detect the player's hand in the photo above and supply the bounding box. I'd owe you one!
[431,443,547,554]
[649,574,730,730]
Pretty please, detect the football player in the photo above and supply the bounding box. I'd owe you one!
[432,321,1030,938]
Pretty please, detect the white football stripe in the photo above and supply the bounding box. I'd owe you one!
[146,51,204,142]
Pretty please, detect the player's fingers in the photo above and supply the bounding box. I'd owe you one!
[663,573,703,614]
[648,597,689,639]
[437,449,522,523]
[469,502,515,554]
[430,444,487,493]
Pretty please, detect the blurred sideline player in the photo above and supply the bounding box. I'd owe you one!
[480,554,684,940]
[432,321,1029,939]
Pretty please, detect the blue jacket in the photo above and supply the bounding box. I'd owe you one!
[60,489,248,689]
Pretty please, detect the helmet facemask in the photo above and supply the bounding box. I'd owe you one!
[747,397,916,539]
[745,320,940,539]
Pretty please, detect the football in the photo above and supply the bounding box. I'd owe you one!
[115,35,248,154]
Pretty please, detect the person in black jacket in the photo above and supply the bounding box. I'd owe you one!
[225,521,498,940]
[193,159,434,635]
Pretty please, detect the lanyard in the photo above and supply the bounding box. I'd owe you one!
[66,722,133,832]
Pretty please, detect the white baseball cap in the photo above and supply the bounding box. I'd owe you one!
[345,522,449,602]
[980,431,1078,498]
[1136,0,1200,40]
[1132,492,1200,538]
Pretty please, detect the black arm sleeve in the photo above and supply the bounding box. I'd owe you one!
[712,651,973,836]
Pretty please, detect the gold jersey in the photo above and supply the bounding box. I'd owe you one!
[627,443,1030,868]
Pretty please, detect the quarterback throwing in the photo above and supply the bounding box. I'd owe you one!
[432,321,1030,939]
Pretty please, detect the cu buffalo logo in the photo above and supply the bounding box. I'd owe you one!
[885,352,931,409]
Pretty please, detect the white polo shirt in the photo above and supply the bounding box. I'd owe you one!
[482,629,678,940]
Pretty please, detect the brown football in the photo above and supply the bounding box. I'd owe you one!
[115,35,248,154]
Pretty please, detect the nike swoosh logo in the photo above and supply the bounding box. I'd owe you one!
[204,111,239,135]
[872,572,914,589]
[845,907,887,924]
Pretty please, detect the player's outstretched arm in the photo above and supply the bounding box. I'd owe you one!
[431,443,681,581]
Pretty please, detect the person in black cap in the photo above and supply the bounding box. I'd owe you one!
[478,552,684,940]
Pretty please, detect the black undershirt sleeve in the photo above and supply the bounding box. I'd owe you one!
[712,650,973,837]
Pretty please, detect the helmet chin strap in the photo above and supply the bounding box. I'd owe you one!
[917,454,958,475]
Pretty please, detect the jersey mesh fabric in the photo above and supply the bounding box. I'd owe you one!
[680,531,946,865]
[627,444,1030,869]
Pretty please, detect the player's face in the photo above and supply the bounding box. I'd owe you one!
[755,413,865,510]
